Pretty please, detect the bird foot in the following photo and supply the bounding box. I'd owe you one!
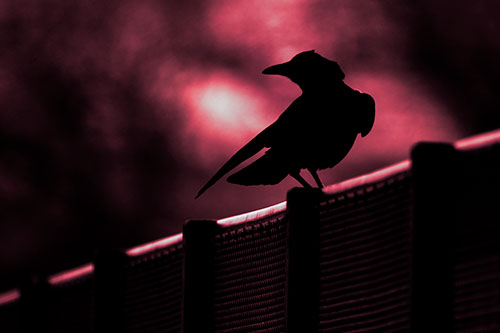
[291,172,312,188]
[309,169,324,188]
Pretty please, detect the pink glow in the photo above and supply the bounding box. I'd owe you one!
[126,233,183,257]
[48,263,94,285]
[182,72,274,168]
[324,160,411,196]
[342,73,462,160]
[189,80,264,134]
[207,0,318,62]
[217,201,286,226]
[454,128,500,150]
[0,289,20,306]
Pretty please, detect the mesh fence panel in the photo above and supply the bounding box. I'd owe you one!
[318,170,412,332]
[453,251,500,332]
[453,145,500,332]
[213,212,287,332]
[123,241,183,332]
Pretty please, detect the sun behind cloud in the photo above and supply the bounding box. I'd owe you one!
[182,71,273,167]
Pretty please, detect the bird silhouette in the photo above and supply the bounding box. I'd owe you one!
[196,50,375,198]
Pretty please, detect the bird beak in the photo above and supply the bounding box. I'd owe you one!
[262,62,291,76]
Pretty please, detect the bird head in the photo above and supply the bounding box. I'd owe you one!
[262,50,345,89]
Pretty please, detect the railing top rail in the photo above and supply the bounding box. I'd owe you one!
[323,160,411,196]
[48,263,94,286]
[454,128,500,150]
[0,289,20,306]
[126,233,183,257]
[217,201,287,227]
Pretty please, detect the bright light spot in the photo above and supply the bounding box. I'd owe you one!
[182,72,272,167]
[196,83,261,131]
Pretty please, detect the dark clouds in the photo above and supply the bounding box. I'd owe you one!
[409,1,500,131]
[0,0,499,289]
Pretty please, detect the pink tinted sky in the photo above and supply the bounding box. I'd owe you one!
[1,0,499,287]
[168,0,462,218]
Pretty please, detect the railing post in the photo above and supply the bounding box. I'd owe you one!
[94,250,127,333]
[411,142,456,332]
[182,219,218,333]
[285,187,323,332]
[19,277,50,332]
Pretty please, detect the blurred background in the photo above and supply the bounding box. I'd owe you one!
[1,0,499,289]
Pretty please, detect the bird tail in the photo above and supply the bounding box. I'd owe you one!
[227,152,288,186]
[195,132,267,198]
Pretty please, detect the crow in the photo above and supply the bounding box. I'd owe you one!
[196,50,375,198]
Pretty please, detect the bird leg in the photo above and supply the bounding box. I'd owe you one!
[308,169,324,188]
[291,172,312,188]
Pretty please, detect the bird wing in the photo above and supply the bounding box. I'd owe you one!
[195,124,275,198]
[226,149,289,186]
[195,97,304,198]
[357,92,375,137]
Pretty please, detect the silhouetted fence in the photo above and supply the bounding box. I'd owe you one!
[1,130,499,332]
